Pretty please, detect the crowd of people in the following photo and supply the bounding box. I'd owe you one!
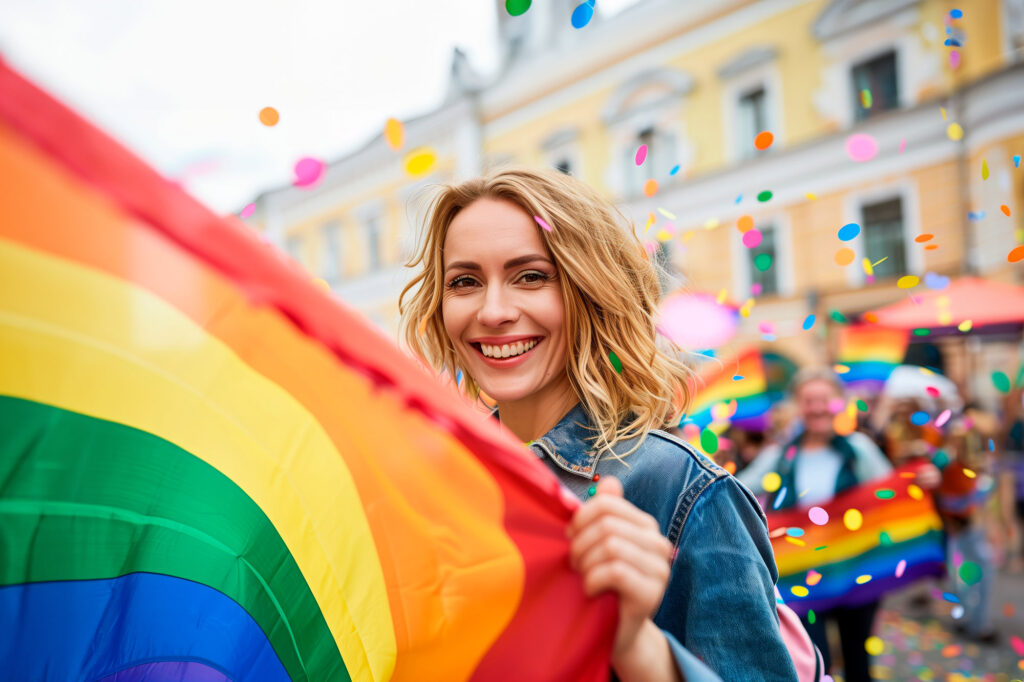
[702,368,1024,680]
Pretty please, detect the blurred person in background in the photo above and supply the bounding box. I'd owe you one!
[739,368,940,682]
[1000,387,1024,573]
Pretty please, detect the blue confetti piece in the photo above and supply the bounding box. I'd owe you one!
[570,0,595,29]
[950,8,963,18]
[455,369,463,385]
[837,222,860,242]
[942,592,961,604]
[669,164,680,176]
[735,194,743,204]
[761,333,777,342]
[786,527,805,537]
[732,375,744,381]
[968,210,986,221]
[944,38,961,47]
[773,487,788,509]
[911,411,930,426]
[1014,155,1021,168]
[802,314,816,330]
[988,438,995,451]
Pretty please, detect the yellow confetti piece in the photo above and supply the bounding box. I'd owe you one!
[313,277,331,290]
[716,289,728,304]
[404,148,437,176]
[785,536,806,547]
[862,257,874,276]
[871,256,888,268]
[947,122,964,141]
[865,635,884,656]
[658,208,676,220]
[833,364,851,374]
[856,574,873,585]
[384,117,404,150]
[907,484,923,500]
[790,585,809,597]
[982,159,989,180]
[844,508,864,531]
[740,298,754,318]
[958,320,973,332]
[940,107,947,121]
[703,218,720,230]
[259,106,280,126]
[644,212,655,233]
[938,311,952,326]
[963,468,976,478]
[805,192,817,201]
[762,472,782,493]
[682,231,695,243]
[897,275,919,289]
[656,229,673,242]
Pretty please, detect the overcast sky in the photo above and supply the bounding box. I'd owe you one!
[0,0,639,214]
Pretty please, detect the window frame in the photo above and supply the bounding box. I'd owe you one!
[843,181,923,287]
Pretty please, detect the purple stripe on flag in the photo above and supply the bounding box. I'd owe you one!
[97,661,231,682]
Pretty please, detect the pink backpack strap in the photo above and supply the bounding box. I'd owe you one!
[775,588,824,681]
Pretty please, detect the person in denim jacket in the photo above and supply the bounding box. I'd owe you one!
[400,167,798,681]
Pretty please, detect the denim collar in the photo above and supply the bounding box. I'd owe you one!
[493,402,601,480]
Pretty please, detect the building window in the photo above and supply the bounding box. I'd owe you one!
[320,220,341,285]
[737,86,768,158]
[851,51,899,121]
[748,225,778,296]
[862,198,906,279]
[626,127,676,196]
[365,215,382,272]
[553,157,572,175]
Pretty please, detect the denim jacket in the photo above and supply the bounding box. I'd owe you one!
[530,404,798,682]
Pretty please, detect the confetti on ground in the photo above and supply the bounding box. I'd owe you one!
[754,131,774,150]
[897,275,919,289]
[534,215,552,232]
[762,472,782,493]
[742,229,762,248]
[992,370,1011,393]
[643,179,658,197]
[570,0,595,29]
[757,190,773,202]
[239,203,255,219]
[846,133,879,162]
[505,0,531,16]
[865,636,885,656]
[838,222,860,241]
[737,215,753,233]
[608,350,623,374]
[404,148,436,176]
[384,117,404,150]
[700,428,718,454]
[1003,204,1013,216]
[258,107,279,127]
[834,247,855,266]
[635,144,648,166]
[947,122,964,140]
[293,157,325,188]
[844,508,863,531]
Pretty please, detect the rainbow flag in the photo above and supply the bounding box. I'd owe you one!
[835,325,908,389]
[766,466,945,615]
[0,59,615,681]
[683,348,774,429]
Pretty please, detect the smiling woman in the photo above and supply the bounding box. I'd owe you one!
[400,167,803,682]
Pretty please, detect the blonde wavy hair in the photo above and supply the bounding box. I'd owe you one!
[399,167,692,456]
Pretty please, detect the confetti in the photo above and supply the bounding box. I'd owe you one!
[737,215,754,233]
[1009,245,1024,262]
[897,275,919,289]
[807,610,816,625]
[806,570,822,586]
[700,428,718,455]
[754,131,774,150]
[805,192,817,201]
[865,636,884,656]
[895,559,906,577]
[843,508,863,531]
[1011,635,1024,656]
[754,253,772,271]
[534,215,552,232]
[772,487,788,509]
[834,364,850,374]
[898,138,906,153]
[830,309,848,323]
[1003,204,1012,216]
[505,0,531,15]
[981,159,989,180]
[258,107,280,126]
[860,89,872,109]
[786,527,805,538]
[762,472,782,493]
[790,585,809,598]
[732,375,744,381]
[968,210,986,221]
[608,350,623,374]
[950,8,963,18]
[1014,154,1021,168]
[635,144,648,166]
[293,157,325,188]
[834,247,855,266]
[239,203,256,219]
[946,122,964,141]
[643,179,658,197]
[915,233,934,243]
[874,489,895,499]
[933,450,950,469]
[935,409,951,427]
[658,208,677,220]
[846,133,878,162]
[958,561,982,585]
[838,222,860,241]
[993,370,1011,393]
[669,164,681,175]
[941,591,960,603]
[862,257,874,277]
[949,50,961,69]
[856,399,868,412]
[384,118,404,150]
[404,148,436,176]
[757,190,773,202]
[570,0,595,29]
[802,314,816,330]
[742,229,762,248]
[855,574,872,585]
[643,213,655,233]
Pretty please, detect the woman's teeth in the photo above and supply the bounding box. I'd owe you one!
[480,339,538,359]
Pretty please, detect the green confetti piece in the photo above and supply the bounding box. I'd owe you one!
[856,399,868,413]
[879,531,893,545]
[992,370,1011,394]
[754,253,773,271]
[505,0,532,15]
[875,489,896,500]
[587,485,597,496]
[700,428,719,455]
[814,545,828,551]
[757,190,773,202]
[807,609,816,625]
[913,328,930,336]
[959,561,982,585]
[608,351,623,374]
[830,309,848,324]
[932,449,950,469]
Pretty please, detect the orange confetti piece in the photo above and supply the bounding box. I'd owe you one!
[723,461,737,475]
[915,233,934,242]
[384,117,405,150]
[863,312,879,323]
[1008,245,1024,263]
[1002,204,1012,216]
[833,409,857,436]
[925,244,938,250]
[834,247,855,266]
[737,215,754,233]
[258,107,280,126]
[941,644,962,658]
[806,570,822,586]
[754,131,774,150]
[643,179,659,197]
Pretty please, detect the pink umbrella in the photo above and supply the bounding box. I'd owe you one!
[658,291,739,350]
[867,277,1024,329]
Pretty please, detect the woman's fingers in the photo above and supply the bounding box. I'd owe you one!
[569,513,672,571]
[575,530,673,581]
[568,479,660,536]
[580,557,667,604]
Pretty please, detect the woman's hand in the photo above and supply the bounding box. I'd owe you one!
[567,476,675,668]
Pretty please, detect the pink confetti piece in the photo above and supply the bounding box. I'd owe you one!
[239,203,256,219]
[845,133,878,162]
[742,229,763,249]
[534,215,552,232]
[895,559,906,578]
[1010,635,1024,656]
[935,409,952,427]
[635,144,648,166]
[808,506,829,525]
[293,157,325,188]
[950,50,961,69]
[899,139,906,154]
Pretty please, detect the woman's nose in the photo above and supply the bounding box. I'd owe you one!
[476,285,519,327]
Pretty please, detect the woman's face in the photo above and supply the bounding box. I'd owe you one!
[441,197,570,405]
[795,378,841,439]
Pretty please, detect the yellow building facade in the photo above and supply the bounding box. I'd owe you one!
[246,0,1024,396]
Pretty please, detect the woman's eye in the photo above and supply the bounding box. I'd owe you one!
[518,271,548,284]
[447,275,477,289]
